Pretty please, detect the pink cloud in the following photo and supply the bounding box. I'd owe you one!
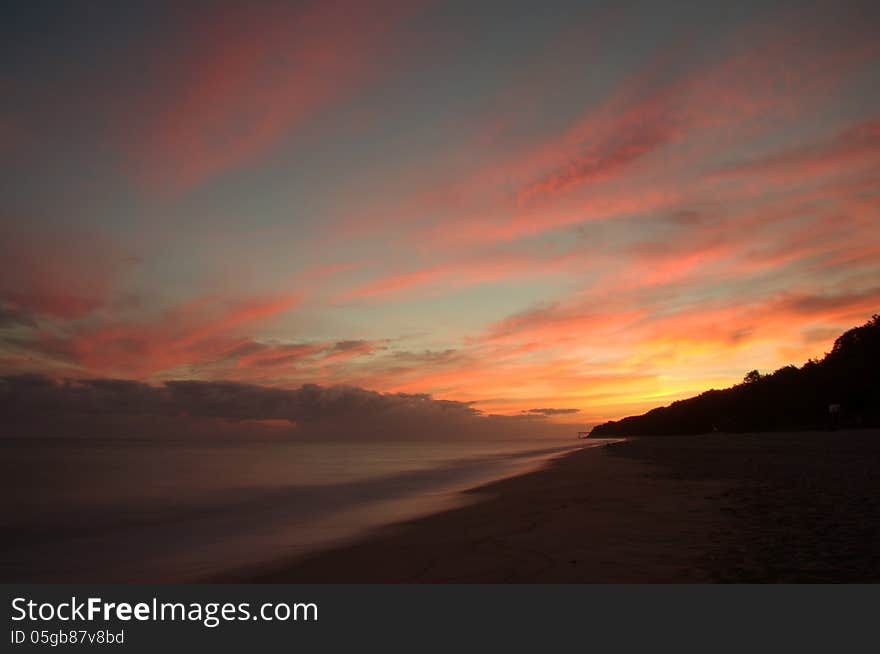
[713,117,880,184]
[340,251,586,302]
[0,223,126,320]
[399,10,878,250]
[37,293,303,378]
[128,1,424,194]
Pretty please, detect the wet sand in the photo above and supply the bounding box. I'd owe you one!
[247,429,880,583]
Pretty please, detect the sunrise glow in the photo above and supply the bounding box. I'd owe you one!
[2,0,878,429]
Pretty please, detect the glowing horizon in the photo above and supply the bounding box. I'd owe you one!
[1,0,878,428]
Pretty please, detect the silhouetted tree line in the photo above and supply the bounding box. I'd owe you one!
[590,315,880,436]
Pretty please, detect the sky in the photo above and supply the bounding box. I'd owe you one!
[1,0,878,432]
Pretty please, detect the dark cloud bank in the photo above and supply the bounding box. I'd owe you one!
[522,407,580,416]
[0,375,574,441]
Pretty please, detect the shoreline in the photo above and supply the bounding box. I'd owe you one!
[204,439,615,583]
[236,438,721,583]
[239,429,880,583]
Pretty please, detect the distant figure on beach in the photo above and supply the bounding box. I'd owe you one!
[828,403,841,430]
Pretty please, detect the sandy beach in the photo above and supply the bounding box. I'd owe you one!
[246,429,880,583]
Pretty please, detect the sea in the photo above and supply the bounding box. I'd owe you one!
[0,436,608,581]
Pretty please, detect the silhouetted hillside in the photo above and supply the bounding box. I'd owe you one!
[590,315,880,436]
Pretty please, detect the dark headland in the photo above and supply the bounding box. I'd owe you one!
[590,315,880,437]
[243,316,880,583]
